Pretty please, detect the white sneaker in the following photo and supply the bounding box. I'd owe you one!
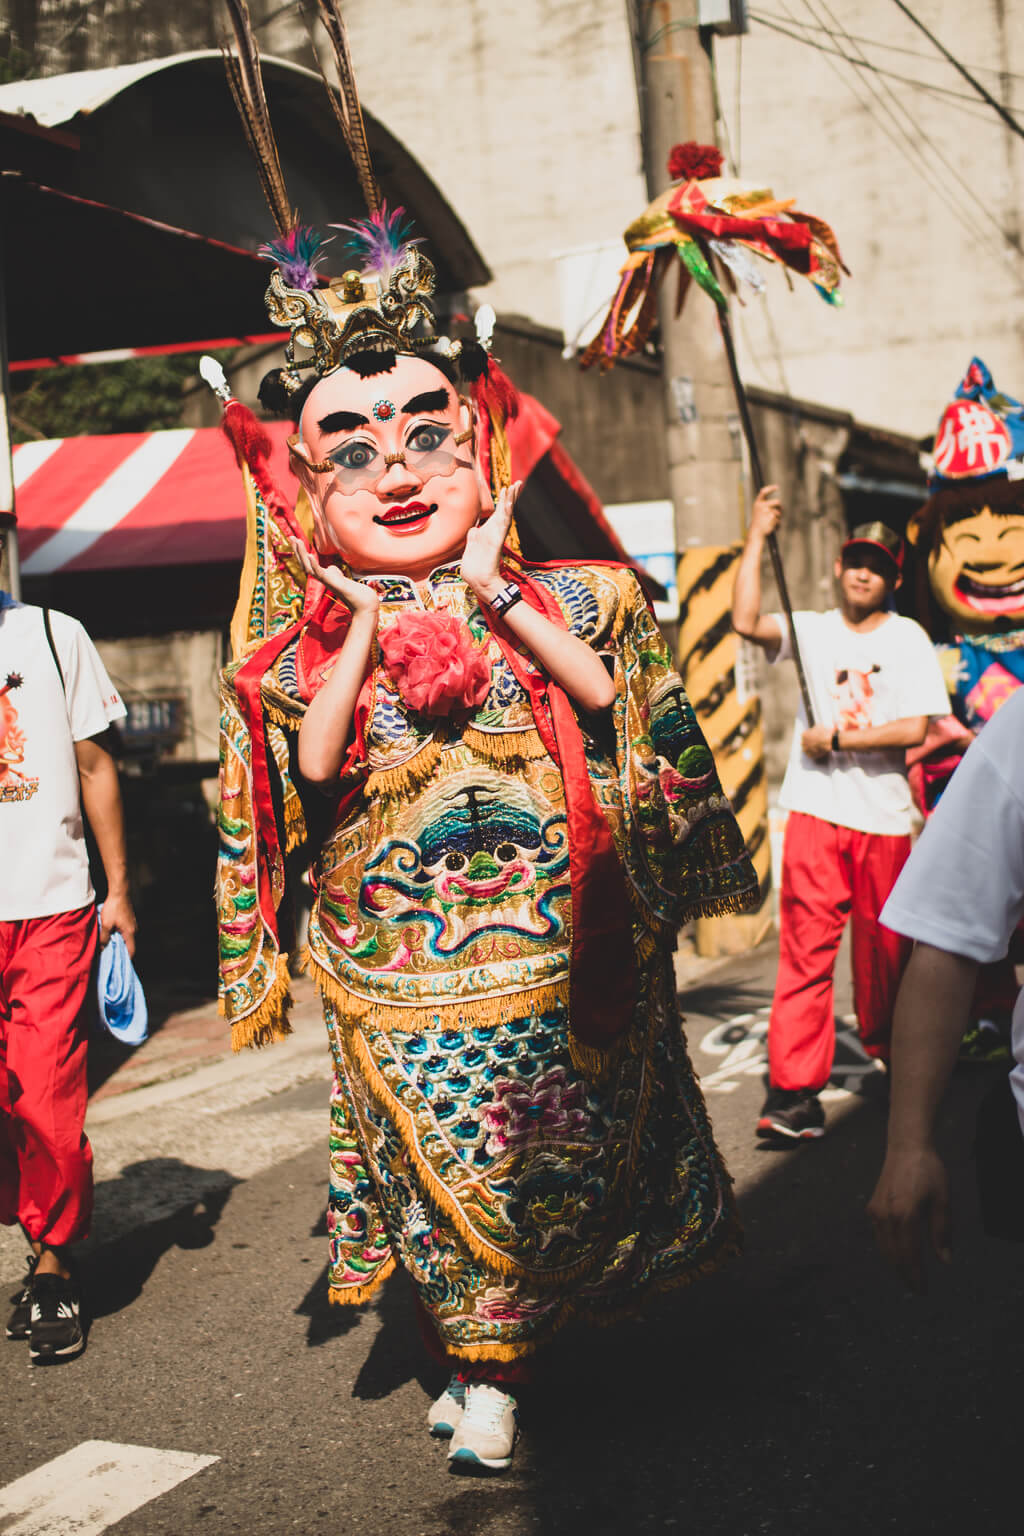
[447,1383,518,1470]
[427,1375,467,1438]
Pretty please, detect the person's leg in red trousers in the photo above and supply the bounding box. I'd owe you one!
[0,905,97,1248]
[848,830,911,1062]
[769,811,853,1092]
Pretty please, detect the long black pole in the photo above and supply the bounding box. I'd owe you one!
[0,210,21,601]
[717,306,815,725]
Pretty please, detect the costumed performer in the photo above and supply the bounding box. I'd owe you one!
[905,358,1024,1054]
[215,0,756,1475]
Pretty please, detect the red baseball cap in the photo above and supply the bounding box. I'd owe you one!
[840,521,903,576]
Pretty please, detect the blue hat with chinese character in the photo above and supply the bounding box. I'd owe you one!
[928,357,1024,489]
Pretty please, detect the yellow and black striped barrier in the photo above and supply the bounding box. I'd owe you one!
[677,543,772,952]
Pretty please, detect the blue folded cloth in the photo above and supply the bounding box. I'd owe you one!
[96,927,148,1045]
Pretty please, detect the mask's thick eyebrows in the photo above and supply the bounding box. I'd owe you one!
[401,388,449,416]
[318,410,370,434]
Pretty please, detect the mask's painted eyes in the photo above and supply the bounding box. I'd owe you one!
[495,843,517,863]
[408,422,450,454]
[444,851,467,871]
[330,440,377,471]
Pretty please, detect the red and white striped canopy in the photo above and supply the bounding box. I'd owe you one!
[12,394,618,574]
[13,422,296,573]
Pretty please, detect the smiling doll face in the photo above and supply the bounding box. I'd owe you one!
[927,504,1024,631]
[292,355,490,579]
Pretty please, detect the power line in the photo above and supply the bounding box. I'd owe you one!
[808,0,1022,260]
[752,8,1024,89]
[768,0,1023,290]
[751,13,1020,122]
[888,0,1024,141]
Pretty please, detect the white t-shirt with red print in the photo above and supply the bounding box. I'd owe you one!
[0,595,125,920]
[770,608,950,836]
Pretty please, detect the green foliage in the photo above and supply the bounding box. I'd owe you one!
[9,351,239,442]
[0,43,33,86]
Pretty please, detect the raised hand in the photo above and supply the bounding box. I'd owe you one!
[750,484,782,539]
[461,482,522,600]
[289,537,380,616]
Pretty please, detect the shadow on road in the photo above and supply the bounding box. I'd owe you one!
[514,1064,1018,1536]
[81,1158,239,1324]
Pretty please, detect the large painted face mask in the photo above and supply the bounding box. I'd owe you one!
[925,504,1024,630]
[293,354,489,576]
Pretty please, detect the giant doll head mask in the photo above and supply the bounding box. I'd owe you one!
[290,353,492,578]
[908,358,1024,635]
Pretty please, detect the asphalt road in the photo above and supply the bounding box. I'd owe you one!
[1,941,1019,1536]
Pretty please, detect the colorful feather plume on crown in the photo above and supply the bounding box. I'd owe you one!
[581,140,849,373]
[329,202,423,284]
[258,225,330,293]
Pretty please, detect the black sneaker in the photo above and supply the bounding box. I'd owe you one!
[29,1272,84,1364]
[5,1254,37,1341]
[757,1087,825,1141]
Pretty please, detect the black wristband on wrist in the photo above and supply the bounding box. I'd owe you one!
[831,728,841,752]
[488,581,523,617]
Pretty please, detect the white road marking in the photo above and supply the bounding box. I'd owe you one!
[0,1440,217,1535]
[697,1009,878,1097]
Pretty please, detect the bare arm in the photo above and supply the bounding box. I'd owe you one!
[731,486,785,656]
[290,541,380,788]
[75,733,136,956]
[867,943,977,1291]
[801,715,929,759]
[463,485,616,712]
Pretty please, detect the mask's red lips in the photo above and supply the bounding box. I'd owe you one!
[954,569,1024,615]
[373,501,436,529]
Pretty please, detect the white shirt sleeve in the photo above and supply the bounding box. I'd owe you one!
[767,611,805,667]
[51,613,126,742]
[881,688,1024,961]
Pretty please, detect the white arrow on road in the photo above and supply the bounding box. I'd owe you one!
[0,1440,218,1535]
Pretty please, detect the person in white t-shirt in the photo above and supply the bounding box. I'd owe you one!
[869,686,1024,1289]
[0,580,135,1364]
[732,491,950,1142]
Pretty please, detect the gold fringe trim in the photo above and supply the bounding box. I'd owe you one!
[229,954,294,1050]
[567,1031,623,1082]
[310,954,569,1034]
[365,739,443,799]
[263,698,302,731]
[282,788,306,854]
[680,887,760,923]
[419,1218,743,1364]
[462,725,549,766]
[343,1023,613,1290]
[327,1253,397,1307]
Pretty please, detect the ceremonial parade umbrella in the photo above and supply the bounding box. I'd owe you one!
[582,141,848,723]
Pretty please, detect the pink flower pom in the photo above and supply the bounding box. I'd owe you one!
[378,610,492,716]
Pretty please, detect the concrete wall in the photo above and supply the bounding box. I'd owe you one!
[94,630,223,771]
[712,1,1024,437]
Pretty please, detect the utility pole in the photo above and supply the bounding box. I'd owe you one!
[632,0,772,952]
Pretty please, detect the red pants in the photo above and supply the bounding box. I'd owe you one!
[769,812,911,1092]
[0,904,97,1246]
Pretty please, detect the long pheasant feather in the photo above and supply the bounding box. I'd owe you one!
[313,0,381,215]
[222,0,294,237]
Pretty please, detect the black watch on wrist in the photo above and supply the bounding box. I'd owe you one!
[831,728,841,753]
[488,581,523,617]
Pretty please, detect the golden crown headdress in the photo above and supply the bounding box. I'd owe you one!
[259,209,438,393]
[223,0,440,394]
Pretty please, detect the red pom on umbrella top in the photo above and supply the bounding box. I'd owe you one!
[667,142,724,183]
